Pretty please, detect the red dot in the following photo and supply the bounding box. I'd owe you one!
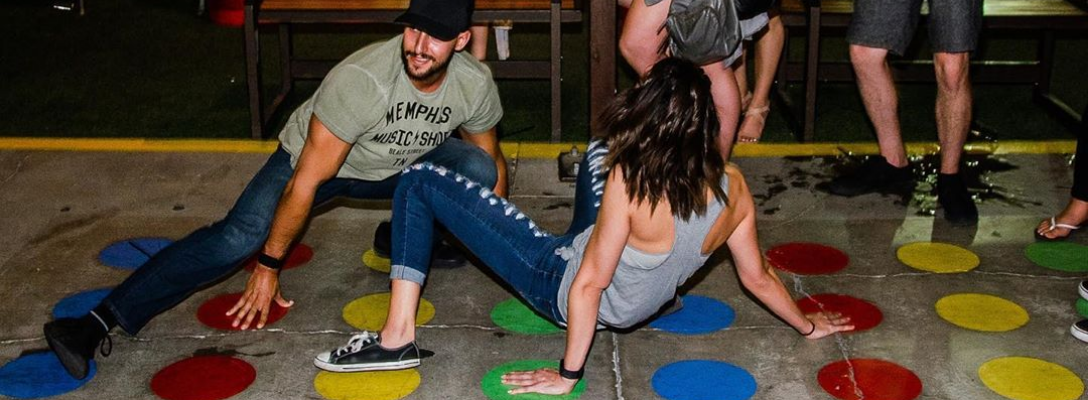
[150,355,256,400]
[797,294,883,332]
[197,293,289,330]
[766,242,849,275]
[817,359,922,400]
[244,243,313,272]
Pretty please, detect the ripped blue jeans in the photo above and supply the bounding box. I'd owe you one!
[390,140,608,324]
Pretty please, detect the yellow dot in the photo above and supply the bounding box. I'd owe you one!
[362,249,391,273]
[897,242,979,273]
[342,293,435,331]
[935,293,1028,332]
[314,369,421,400]
[979,357,1084,400]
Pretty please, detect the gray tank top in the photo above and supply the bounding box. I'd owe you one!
[556,175,728,329]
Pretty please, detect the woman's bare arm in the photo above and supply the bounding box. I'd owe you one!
[725,174,854,338]
[503,168,631,395]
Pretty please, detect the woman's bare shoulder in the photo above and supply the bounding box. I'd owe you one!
[723,163,751,199]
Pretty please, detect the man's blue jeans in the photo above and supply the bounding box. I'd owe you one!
[389,140,607,325]
[103,138,497,334]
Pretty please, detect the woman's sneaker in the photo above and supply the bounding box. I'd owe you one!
[313,332,420,372]
[1079,280,1087,302]
[1072,320,1088,343]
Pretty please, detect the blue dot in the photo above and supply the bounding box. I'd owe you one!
[98,238,173,270]
[0,352,96,399]
[52,289,112,319]
[650,295,735,334]
[652,360,756,400]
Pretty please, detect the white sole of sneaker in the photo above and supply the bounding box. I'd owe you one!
[1072,324,1088,343]
[313,357,420,372]
[1080,283,1088,302]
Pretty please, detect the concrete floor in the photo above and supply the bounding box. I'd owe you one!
[0,149,1085,399]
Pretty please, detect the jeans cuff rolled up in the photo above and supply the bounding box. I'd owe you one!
[390,265,427,286]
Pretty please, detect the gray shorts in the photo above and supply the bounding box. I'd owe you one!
[847,0,982,56]
[647,0,769,66]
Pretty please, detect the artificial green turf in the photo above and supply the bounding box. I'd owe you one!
[1,0,1084,142]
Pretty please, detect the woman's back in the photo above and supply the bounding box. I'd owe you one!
[557,164,754,329]
[625,164,752,258]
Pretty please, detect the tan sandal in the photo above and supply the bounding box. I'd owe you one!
[738,104,770,143]
[740,91,753,114]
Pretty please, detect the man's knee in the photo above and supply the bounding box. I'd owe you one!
[849,44,888,71]
[217,217,271,258]
[454,148,498,189]
[934,52,970,92]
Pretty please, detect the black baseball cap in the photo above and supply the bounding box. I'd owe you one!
[394,0,474,41]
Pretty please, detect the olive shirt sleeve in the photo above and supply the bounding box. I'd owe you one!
[459,78,504,134]
[311,64,385,143]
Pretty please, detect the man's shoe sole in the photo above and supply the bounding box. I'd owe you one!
[1071,322,1088,343]
[43,323,90,380]
[313,357,420,372]
[1080,282,1088,302]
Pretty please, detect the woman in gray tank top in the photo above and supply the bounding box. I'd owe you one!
[313,59,856,394]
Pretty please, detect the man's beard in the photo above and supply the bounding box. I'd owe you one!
[403,50,451,84]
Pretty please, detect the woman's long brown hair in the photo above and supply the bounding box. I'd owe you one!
[595,58,726,220]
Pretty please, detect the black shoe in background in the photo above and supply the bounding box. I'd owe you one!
[44,318,110,380]
[825,156,914,197]
[373,220,466,269]
[431,239,467,269]
[373,221,392,258]
[937,173,978,224]
[1072,320,1088,343]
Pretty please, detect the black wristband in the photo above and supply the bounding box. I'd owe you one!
[257,253,284,271]
[558,359,584,380]
[801,321,816,336]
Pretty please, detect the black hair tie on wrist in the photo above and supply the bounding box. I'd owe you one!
[801,321,817,336]
[258,253,284,271]
[559,359,584,380]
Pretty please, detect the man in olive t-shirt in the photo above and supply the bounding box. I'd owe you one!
[43,0,507,380]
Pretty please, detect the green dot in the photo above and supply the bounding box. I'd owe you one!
[1024,242,1088,272]
[490,298,563,335]
[480,359,587,400]
[1077,299,1088,319]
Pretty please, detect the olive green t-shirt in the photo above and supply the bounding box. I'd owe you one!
[278,35,503,181]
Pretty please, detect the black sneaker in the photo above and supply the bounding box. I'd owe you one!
[1072,320,1088,343]
[430,240,467,269]
[937,173,978,224]
[373,221,467,269]
[313,332,420,372]
[373,221,393,258]
[1079,280,1088,302]
[44,318,111,380]
[825,156,913,197]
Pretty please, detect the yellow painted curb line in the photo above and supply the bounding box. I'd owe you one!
[0,138,1075,158]
[0,138,280,153]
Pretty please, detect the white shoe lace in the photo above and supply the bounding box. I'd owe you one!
[334,331,377,357]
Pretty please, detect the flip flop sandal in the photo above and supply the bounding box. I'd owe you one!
[1035,216,1081,241]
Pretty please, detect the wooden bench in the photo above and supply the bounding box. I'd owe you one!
[242,0,618,141]
[776,0,1088,141]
